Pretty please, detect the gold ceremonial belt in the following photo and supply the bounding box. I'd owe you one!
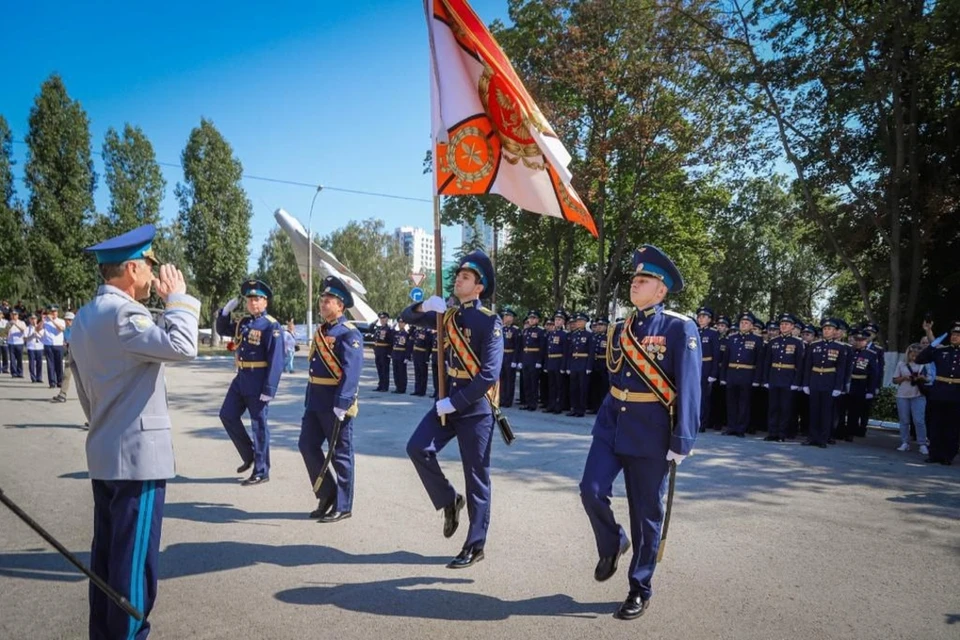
[375,342,390,347]
[548,354,563,358]
[309,376,339,386]
[413,347,427,352]
[728,363,755,370]
[237,361,268,369]
[446,368,472,380]
[523,348,540,352]
[392,347,406,351]
[573,354,589,358]
[935,376,960,384]
[851,374,868,380]
[504,349,515,353]
[702,357,713,362]
[812,367,836,374]
[773,363,795,370]
[609,386,660,403]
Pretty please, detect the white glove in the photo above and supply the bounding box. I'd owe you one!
[763,383,770,389]
[666,450,687,465]
[752,383,759,387]
[511,362,518,369]
[435,398,455,416]
[803,387,810,395]
[222,298,240,316]
[831,390,841,398]
[259,394,272,403]
[790,385,799,391]
[720,380,727,386]
[421,295,446,313]
[333,407,347,421]
[586,370,592,375]
[865,393,874,400]
[535,363,542,369]
[708,377,716,383]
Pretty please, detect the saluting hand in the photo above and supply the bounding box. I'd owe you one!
[154,264,187,301]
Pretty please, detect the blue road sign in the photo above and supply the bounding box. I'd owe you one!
[410,287,424,302]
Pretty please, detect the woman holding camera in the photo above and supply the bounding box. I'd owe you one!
[892,344,928,454]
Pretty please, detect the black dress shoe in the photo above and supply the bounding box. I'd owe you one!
[843,436,854,442]
[447,546,484,569]
[309,494,335,519]
[317,510,352,523]
[614,593,650,620]
[241,474,269,486]
[827,438,836,445]
[941,460,953,466]
[763,435,778,441]
[236,460,253,474]
[594,538,630,582]
[817,444,828,449]
[801,440,815,446]
[443,494,465,538]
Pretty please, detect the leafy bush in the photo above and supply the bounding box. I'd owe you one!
[870,386,898,422]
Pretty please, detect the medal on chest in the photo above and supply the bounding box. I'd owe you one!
[640,335,667,360]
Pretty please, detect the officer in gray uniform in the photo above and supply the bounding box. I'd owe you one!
[70,224,200,640]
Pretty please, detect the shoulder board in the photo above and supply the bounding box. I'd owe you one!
[343,321,356,330]
[663,310,693,322]
[935,344,949,349]
[478,306,495,317]
[265,314,278,324]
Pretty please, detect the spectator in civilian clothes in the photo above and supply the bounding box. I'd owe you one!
[283,320,297,373]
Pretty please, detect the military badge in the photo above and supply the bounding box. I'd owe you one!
[248,329,262,346]
[130,314,153,332]
[494,328,501,338]
[351,339,360,348]
[786,345,796,354]
[688,336,698,350]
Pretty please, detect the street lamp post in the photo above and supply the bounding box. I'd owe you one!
[307,185,323,341]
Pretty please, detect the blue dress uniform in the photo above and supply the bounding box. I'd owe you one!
[73,225,200,640]
[839,330,879,441]
[520,312,547,410]
[831,320,855,442]
[567,312,595,417]
[403,251,503,567]
[721,313,763,436]
[298,276,363,522]
[217,280,284,484]
[696,307,720,432]
[580,246,700,618]
[587,318,610,413]
[710,317,731,430]
[915,321,960,465]
[761,314,805,441]
[372,312,394,391]
[499,309,522,407]
[545,311,569,413]
[411,325,432,396]
[391,322,413,393]
[801,319,849,447]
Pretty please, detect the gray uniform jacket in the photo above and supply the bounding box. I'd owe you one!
[70,285,200,480]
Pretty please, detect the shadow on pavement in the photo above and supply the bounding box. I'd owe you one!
[5,422,87,431]
[274,576,613,620]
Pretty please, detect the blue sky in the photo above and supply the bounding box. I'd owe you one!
[1,0,510,270]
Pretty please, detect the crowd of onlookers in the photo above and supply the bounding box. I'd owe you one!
[0,299,73,401]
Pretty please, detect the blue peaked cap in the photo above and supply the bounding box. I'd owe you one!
[241,279,272,299]
[456,250,495,300]
[85,224,159,265]
[632,245,684,293]
[321,275,354,308]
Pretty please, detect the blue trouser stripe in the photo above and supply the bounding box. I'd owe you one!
[127,481,154,640]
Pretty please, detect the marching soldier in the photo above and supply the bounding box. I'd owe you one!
[373,312,394,392]
[545,310,569,413]
[403,250,504,568]
[298,276,363,523]
[41,304,67,388]
[70,224,200,638]
[391,318,413,393]
[587,317,610,414]
[216,279,285,485]
[411,322,432,396]
[761,314,804,442]
[801,318,848,448]
[721,312,763,437]
[6,309,25,378]
[917,319,960,465]
[499,308,522,407]
[580,245,700,620]
[567,312,594,417]
[696,307,720,433]
[520,311,546,411]
[838,327,879,441]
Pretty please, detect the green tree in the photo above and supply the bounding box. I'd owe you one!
[0,115,30,298]
[101,124,166,230]
[24,74,97,305]
[255,227,304,324]
[322,219,410,316]
[176,118,252,333]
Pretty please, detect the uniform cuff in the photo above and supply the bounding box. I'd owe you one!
[671,435,696,456]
